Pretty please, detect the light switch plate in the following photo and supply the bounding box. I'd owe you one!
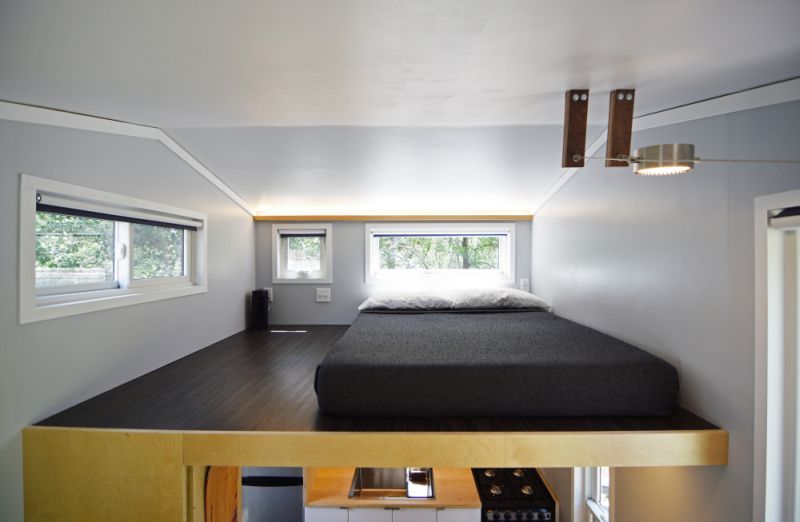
[316,288,331,303]
[519,278,530,292]
[264,287,273,303]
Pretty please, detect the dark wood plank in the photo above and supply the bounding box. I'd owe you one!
[562,89,590,168]
[605,89,635,167]
[38,325,718,433]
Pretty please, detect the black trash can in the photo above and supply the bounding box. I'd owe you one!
[251,289,270,330]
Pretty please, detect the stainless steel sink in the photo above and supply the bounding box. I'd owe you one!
[348,468,435,500]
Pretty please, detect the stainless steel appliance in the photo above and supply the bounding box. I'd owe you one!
[242,467,303,521]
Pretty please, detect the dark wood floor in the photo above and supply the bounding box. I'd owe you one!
[39,325,719,432]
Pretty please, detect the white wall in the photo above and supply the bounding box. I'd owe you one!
[0,120,256,522]
[532,101,800,520]
[256,220,532,324]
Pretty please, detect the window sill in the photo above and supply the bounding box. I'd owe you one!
[21,284,207,324]
[587,499,609,522]
[273,276,332,284]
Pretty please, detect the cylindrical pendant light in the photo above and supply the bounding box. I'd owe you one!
[631,144,695,176]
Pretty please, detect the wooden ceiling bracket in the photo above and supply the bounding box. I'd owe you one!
[561,89,590,168]
[606,89,636,167]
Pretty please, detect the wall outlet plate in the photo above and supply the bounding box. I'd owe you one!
[316,288,331,303]
[264,287,273,303]
[519,278,530,292]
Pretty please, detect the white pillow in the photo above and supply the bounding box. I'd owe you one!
[358,288,549,311]
[358,291,454,310]
[449,288,549,310]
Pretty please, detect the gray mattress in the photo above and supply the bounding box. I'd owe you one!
[314,310,679,417]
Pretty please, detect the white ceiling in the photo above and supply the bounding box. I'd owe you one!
[1,0,799,213]
[167,125,605,214]
[1,0,798,127]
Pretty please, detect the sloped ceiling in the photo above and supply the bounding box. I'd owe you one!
[1,0,799,212]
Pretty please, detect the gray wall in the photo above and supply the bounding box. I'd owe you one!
[532,101,800,520]
[0,120,255,522]
[256,220,532,324]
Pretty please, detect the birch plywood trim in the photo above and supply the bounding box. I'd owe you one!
[183,430,728,468]
[23,427,185,522]
[254,214,533,222]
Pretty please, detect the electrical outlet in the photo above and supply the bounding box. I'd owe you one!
[264,287,273,303]
[316,287,331,303]
[519,278,530,292]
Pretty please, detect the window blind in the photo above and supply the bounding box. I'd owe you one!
[277,228,327,237]
[36,193,203,231]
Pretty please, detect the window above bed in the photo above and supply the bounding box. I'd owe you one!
[365,223,515,284]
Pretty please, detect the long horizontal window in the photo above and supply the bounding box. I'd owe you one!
[366,223,515,283]
[20,174,208,323]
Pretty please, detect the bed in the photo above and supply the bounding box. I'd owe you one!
[314,291,679,418]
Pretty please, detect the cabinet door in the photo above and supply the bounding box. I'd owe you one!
[435,508,481,522]
[305,507,349,522]
[348,507,393,522]
[393,508,437,522]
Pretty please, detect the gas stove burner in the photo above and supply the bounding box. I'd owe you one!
[472,468,555,522]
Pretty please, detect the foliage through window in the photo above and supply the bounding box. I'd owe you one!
[366,224,515,283]
[286,236,322,273]
[34,210,191,294]
[21,175,207,323]
[378,235,500,271]
[273,225,332,283]
[35,212,115,288]
[132,224,186,280]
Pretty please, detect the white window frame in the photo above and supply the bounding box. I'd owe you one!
[19,174,208,324]
[272,223,333,284]
[364,222,515,284]
[754,189,800,522]
[581,467,614,522]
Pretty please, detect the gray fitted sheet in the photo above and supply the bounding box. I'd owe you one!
[314,310,679,417]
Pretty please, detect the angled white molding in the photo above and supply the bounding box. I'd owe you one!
[0,100,255,216]
[532,77,800,214]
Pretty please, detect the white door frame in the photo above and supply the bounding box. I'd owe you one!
[754,188,800,522]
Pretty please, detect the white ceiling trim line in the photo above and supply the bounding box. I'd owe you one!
[532,77,800,214]
[0,100,255,216]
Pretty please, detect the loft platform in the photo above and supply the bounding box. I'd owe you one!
[28,325,727,468]
[23,326,727,521]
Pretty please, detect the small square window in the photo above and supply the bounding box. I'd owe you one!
[272,224,332,283]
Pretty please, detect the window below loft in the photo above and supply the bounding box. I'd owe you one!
[365,223,515,284]
[20,174,207,323]
[585,466,612,522]
[272,224,332,284]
